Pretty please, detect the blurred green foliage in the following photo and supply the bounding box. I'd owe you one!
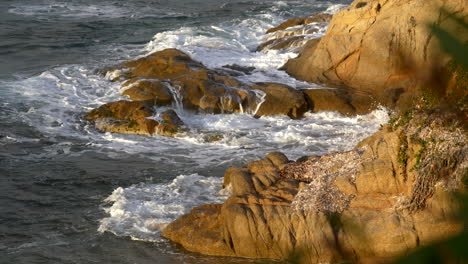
[393,10,468,264]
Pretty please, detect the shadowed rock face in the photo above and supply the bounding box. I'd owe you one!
[284,0,468,110]
[162,110,466,263]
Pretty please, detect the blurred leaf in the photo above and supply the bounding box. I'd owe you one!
[430,9,468,69]
[431,25,468,69]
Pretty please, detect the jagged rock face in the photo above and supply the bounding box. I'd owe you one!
[162,112,466,263]
[84,101,184,137]
[284,0,468,110]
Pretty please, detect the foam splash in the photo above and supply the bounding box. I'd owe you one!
[175,107,389,159]
[98,174,228,242]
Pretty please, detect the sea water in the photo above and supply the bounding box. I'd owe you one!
[0,1,389,263]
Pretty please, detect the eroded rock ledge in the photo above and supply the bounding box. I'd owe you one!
[162,110,467,263]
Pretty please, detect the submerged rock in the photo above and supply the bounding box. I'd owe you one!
[162,110,466,262]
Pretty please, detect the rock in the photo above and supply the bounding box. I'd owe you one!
[304,13,333,24]
[267,17,307,34]
[84,101,184,136]
[84,100,154,122]
[105,49,308,117]
[106,49,246,114]
[161,204,234,256]
[88,48,316,137]
[266,152,290,167]
[258,13,331,52]
[121,78,173,105]
[117,48,205,80]
[284,0,468,111]
[155,109,185,136]
[281,38,321,67]
[162,111,466,262]
[266,13,332,34]
[84,100,157,135]
[256,36,306,52]
[301,88,377,116]
[250,82,308,118]
[221,64,255,75]
[302,88,356,115]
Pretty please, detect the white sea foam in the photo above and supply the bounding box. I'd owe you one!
[98,174,228,241]
[144,7,329,87]
[180,107,389,156]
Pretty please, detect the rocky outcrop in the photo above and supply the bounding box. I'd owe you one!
[284,0,468,110]
[86,49,316,137]
[103,49,308,118]
[84,101,184,136]
[162,110,467,263]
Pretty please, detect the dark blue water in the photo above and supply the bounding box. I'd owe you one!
[0,1,366,263]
